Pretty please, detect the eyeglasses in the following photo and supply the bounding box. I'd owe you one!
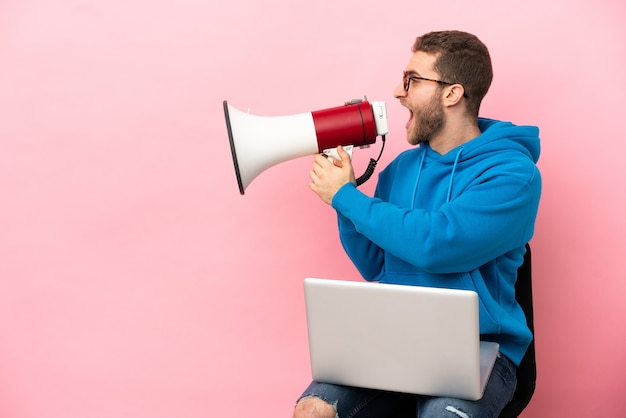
[403,71,468,99]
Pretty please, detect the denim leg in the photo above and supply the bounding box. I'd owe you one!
[416,354,517,418]
[296,354,516,418]
[297,381,414,418]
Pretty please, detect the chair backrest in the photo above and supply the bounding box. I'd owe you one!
[498,243,536,417]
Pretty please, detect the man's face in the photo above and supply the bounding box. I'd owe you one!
[394,51,446,146]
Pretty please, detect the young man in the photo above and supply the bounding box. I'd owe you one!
[295,30,542,418]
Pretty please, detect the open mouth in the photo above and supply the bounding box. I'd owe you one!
[406,110,414,130]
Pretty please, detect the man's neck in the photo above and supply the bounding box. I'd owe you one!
[429,118,481,155]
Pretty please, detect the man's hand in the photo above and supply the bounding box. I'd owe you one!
[309,146,356,205]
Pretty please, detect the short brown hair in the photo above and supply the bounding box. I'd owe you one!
[412,31,492,116]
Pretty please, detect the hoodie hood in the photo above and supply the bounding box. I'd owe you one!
[438,117,541,165]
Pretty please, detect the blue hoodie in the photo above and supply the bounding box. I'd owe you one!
[331,118,542,366]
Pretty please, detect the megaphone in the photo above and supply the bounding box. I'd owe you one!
[224,98,388,195]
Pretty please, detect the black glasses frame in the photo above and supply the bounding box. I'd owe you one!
[403,71,468,99]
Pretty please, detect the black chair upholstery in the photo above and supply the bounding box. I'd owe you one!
[498,243,536,417]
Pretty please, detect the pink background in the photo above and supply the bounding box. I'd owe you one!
[1,0,625,416]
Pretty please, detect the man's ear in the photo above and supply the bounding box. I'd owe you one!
[442,84,465,107]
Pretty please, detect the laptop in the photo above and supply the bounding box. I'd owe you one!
[303,278,499,401]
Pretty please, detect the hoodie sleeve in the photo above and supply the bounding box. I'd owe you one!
[332,160,541,275]
[336,209,386,281]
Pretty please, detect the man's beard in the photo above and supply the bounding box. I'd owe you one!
[408,96,445,146]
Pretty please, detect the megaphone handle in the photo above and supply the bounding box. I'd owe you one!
[322,145,354,161]
[320,135,386,187]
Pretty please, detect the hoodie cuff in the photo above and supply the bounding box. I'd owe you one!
[332,183,359,232]
[331,182,357,209]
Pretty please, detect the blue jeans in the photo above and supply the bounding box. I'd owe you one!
[297,353,517,418]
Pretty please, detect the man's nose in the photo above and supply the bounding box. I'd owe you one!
[393,82,407,99]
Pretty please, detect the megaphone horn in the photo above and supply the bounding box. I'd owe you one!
[224,99,388,195]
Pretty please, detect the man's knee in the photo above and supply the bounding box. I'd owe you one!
[293,396,337,418]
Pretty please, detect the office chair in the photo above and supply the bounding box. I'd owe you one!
[499,243,536,417]
[388,244,536,418]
